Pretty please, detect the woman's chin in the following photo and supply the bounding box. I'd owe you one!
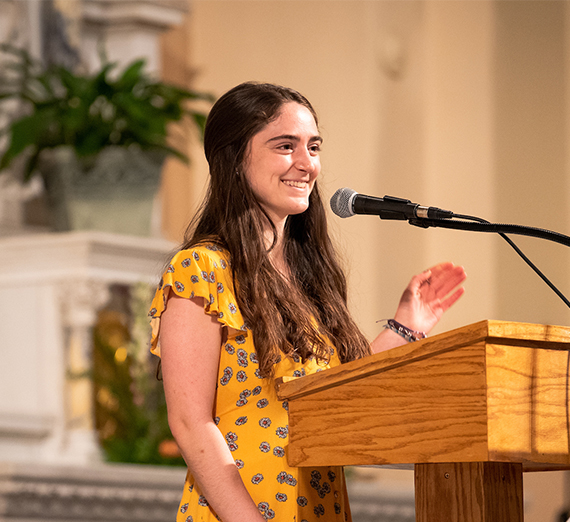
[287,202,310,217]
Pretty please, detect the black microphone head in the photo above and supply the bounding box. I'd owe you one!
[330,187,357,218]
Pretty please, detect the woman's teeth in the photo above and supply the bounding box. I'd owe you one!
[282,180,306,188]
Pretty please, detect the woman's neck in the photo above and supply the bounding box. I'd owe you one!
[264,227,290,280]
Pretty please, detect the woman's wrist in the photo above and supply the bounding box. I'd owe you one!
[382,318,427,343]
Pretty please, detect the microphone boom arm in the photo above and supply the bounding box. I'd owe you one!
[330,187,570,309]
[409,215,570,308]
[408,218,570,248]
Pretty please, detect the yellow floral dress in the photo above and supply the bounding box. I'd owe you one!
[149,244,351,522]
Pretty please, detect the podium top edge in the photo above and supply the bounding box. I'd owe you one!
[276,320,570,401]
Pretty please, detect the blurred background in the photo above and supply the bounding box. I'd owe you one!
[1,0,570,521]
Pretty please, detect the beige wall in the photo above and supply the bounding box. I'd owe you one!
[160,2,570,519]
[162,0,570,333]
[495,0,569,327]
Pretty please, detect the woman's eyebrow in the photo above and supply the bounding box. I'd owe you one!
[266,134,323,144]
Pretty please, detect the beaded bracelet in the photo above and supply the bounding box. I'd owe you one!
[383,319,427,343]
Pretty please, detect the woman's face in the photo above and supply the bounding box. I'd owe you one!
[244,102,322,227]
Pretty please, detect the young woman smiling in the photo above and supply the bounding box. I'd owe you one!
[149,82,466,522]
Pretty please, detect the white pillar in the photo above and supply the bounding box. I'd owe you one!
[59,279,110,465]
[80,0,189,74]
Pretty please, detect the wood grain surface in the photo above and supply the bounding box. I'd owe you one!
[486,342,570,466]
[277,321,570,470]
[415,462,523,522]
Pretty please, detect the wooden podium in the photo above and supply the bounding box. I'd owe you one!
[276,320,570,521]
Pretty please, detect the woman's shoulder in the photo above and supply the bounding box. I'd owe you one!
[149,241,243,356]
[171,242,231,268]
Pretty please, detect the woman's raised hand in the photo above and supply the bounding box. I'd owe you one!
[393,262,466,336]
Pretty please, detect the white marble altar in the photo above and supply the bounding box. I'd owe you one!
[0,231,174,466]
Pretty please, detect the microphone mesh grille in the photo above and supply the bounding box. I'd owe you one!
[330,188,356,218]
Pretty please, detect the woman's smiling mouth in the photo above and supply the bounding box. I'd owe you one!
[282,180,308,188]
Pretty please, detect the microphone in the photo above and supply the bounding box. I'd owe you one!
[330,187,454,221]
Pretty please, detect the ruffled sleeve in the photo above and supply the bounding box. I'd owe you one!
[148,244,247,357]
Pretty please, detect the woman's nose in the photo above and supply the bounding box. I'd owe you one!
[294,149,315,173]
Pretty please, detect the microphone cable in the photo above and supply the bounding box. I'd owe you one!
[440,213,570,310]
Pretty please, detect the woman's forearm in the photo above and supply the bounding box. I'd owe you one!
[170,418,265,522]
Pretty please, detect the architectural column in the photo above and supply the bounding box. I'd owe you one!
[80,0,188,73]
[59,279,110,464]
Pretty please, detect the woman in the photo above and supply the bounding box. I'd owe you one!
[149,82,466,522]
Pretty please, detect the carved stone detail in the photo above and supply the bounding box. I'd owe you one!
[60,278,111,329]
[57,278,111,461]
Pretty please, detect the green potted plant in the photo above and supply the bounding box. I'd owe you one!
[0,44,213,235]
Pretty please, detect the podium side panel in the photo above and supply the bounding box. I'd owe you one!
[487,343,570,467]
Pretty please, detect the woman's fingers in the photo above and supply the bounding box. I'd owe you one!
[424,263,466,300]
[438,286,466,314]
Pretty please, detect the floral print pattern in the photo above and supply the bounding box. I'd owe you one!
[149,245,351,522]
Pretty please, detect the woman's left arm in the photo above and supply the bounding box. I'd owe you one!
[371,262,466,354]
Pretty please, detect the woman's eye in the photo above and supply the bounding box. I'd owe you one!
[309,144,321,154]
[278,143,293,151]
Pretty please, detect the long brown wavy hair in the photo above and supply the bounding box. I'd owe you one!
[182,82,371,377]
